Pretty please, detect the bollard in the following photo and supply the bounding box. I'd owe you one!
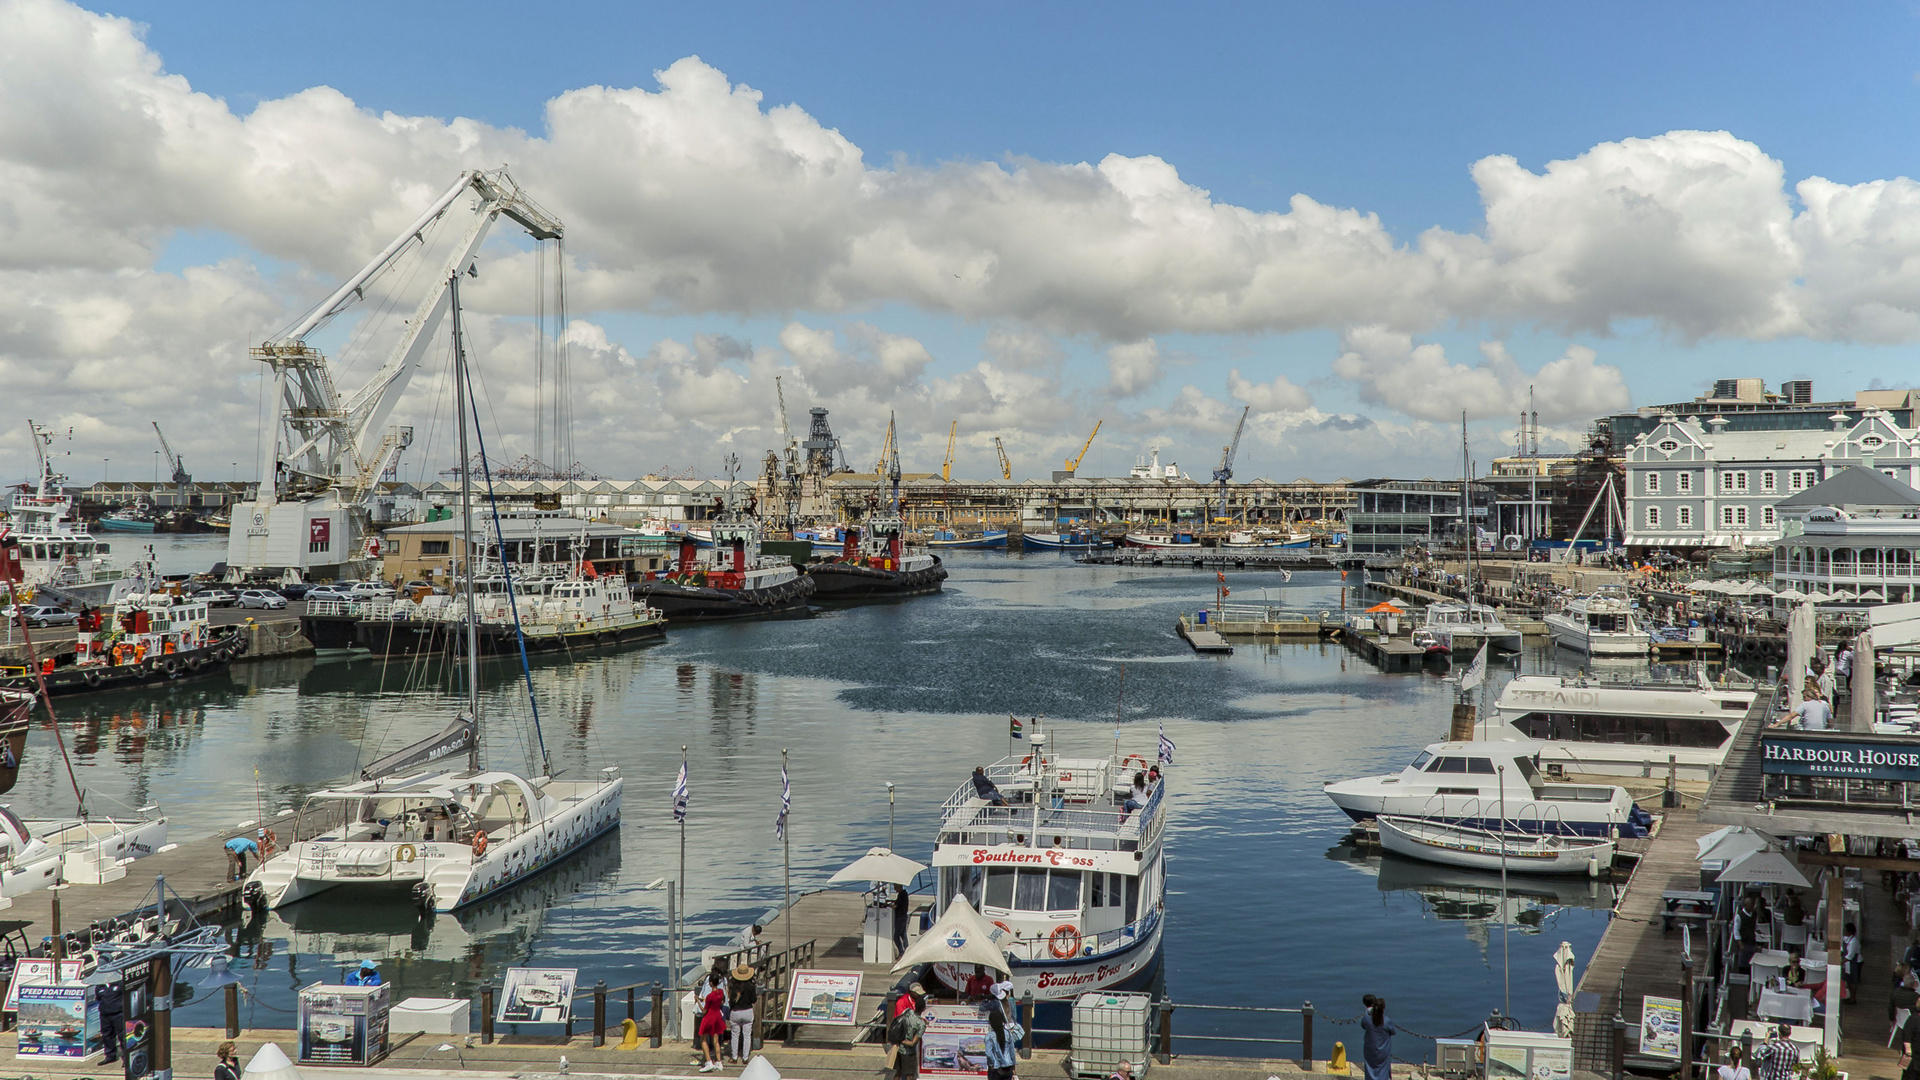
[1156,1001,1173,1064]
[1019,992,1034,1059]
[482,988,495,1045]
[1301,1000,1314,1070]
[1611,1013,1625,1080]
[225,983,240,1038]
[594,980,608,1048]
[650,983,664,1048]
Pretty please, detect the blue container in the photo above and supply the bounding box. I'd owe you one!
[1196,610,1208,625]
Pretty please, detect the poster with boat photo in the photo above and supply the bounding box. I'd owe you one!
[14,983,97,1058]
[918,1005,990,1077]
[497,967,578,1025]
[782,969,862,1026]
[1638,995,1683,1059]
[3,959,83,1012]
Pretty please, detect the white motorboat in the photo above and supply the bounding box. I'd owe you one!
[21,813,169,884]
[1322,740,1646,838]
[1484,673,1759,783]
[1375,815,1615,876]
[1544,589,1650,656]
[929,725,1166,1001]
[244,232,623,914]
[1424,602,1523,654]
[0,808,67,902]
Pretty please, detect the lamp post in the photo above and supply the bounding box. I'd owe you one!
[886,782,895,851]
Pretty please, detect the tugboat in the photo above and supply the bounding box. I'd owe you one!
[0,591,245,698]
[634,519,814,621]
[807,516,947,601]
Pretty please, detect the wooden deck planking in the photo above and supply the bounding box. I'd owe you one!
[758,888,917,1042]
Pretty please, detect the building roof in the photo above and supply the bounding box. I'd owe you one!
[1774,466,1920,510]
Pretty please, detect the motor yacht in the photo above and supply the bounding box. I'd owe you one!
[1423,602,1523,654]
[1483,673,1758,784]
[1545,590,1650,657]
[1322,740,1647,837]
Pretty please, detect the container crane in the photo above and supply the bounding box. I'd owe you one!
[151,421,190,489]
[1213,405,1250,522]
[1056,420,1102,480]
[940,422,957,482]
[994,437,1012,480]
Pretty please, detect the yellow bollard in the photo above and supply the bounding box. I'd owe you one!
[617,1017,641,1050]
[1329,1040,1350,1076]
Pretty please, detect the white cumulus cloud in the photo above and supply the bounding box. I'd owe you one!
[1330,327,1631,424]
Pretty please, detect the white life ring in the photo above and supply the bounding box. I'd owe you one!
[1504,535,1522,551]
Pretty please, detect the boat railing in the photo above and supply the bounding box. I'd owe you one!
[992,907,1160,962]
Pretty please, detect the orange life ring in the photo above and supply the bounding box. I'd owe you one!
[472,830,489,856]
[1049,924,1081,959]
[1121,755,1149,769]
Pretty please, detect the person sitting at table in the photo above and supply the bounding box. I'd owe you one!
[1788,696,1832,731]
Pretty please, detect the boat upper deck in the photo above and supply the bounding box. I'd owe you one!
[936,752,1166,858]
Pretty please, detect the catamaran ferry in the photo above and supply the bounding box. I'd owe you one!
[928,726,1166,1001]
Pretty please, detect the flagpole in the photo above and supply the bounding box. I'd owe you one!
[783,748,792,958]
[678,743,687,1036]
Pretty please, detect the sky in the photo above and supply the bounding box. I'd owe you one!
[8,0,1920,487]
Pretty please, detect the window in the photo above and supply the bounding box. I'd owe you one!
[1646,506,1662,528]
[1721,472,1747,493]
[1645,472,1661,494]
[1762,471,1776,493]
[1466,758,1497,775]
[984,868,1015,910]
[1678,506,1693,527]
[1763,506,1776,527]
[1426,757,1468,773]
[1678,473,1693,493]
[1789,470,1810,492]
[420,540,450,556]
[1046,870,1082,912]
[1409,751,1433,770]
[1658,439,1680,452]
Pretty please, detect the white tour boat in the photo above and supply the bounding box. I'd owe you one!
[1375,815,1615,876]
[1423,602,1523,654]
[1322,740,1646,838]
[7,422,147,604]
[1482,673,1758,784]
[1544,590,1650,656]
[929,726,1166,1001]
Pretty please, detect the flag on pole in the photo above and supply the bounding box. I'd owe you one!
[672,760,689,823]
[1009,715,1024,740]
[1158,722,1176,765]
[775,759,791,841]
[1279,568,1293,583]
[1460,643,1488,693]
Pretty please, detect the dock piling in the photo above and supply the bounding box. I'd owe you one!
[1019,992,1034,1059]
[1155,1001,1173,1064]
[593,980,607,1047]
[650,983,663,1048]
[224,983,239,1038]
[481,988,494,1044]
[1300,1000,1313,1069]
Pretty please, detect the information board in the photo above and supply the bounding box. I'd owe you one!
[496,967,578,1025]
[782,969,863,1026]
[15,984,97,1059]
[919,1004,991,1078]
[1639,995,1683,1059]
[4,959,84,1012]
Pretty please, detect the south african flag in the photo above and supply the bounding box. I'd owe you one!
[1009,715,1023,740]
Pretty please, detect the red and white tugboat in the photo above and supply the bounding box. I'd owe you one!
[806,515,947,602]
[634,519,814,621]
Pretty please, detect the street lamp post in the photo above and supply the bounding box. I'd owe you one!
[885,782,895,850]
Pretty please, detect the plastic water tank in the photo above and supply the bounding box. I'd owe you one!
[1070,992,1152,1078]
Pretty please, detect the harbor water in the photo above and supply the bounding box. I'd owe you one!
[12,545,1614,1050]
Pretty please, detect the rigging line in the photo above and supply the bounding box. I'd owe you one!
[555,236,572,471]
[463,326,552,778]
[330,207,448,382]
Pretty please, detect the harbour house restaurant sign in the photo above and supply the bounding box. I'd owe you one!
[1763,734,1920,780]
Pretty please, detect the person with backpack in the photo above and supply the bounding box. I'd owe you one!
[984,1002,1024,1080]
[889,987,926,1080]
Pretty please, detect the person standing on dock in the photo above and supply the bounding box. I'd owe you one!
[726,962,757,1065]
[224,833,259,881]
[1755,1026,1799,1080]
[214,1042,242,1080]
[892,884,911,956]
[890,988,926,1080]
[983,1005,1023,1080]
[1359,995,1396,1080]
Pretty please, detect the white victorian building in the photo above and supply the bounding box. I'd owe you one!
[1770,467,1920,606]
[1624,409,1920,550]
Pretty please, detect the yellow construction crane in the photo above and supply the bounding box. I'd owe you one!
[941,421,957,482]
[994,437,1012,480]
[1058,420,1102,479]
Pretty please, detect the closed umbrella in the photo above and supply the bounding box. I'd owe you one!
[828,847,927,887]
[890,895,1011,975]
[1553,941,1577,1038]
[1718,848,1811,888]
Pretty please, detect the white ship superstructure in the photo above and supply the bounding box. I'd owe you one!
[1484,674,1758,783]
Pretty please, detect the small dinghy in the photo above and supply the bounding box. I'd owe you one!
[1376,815,1614,877]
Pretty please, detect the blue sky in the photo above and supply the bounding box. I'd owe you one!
[12,0,1920,483]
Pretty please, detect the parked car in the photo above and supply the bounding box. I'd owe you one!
[236,589,288,611]
[275,582,315,600]
[192,588,239,608]
[345,582,396,601]
[304,585,354,605]
[1,605,78,628]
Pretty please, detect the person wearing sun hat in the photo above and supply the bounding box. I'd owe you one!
[726,962,758,1064]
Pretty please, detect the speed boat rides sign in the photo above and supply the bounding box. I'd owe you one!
[497,967,578,1025]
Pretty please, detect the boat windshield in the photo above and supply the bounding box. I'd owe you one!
[1409,750,1433,770]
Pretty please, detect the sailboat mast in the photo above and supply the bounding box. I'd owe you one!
[451,271,482,769]
[1461,412,1472,599]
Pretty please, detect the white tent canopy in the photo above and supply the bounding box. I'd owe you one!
[891,895,1011,975]
[828,847,927,887]
[1717,848,1811,888]
[1698,827,1771,865]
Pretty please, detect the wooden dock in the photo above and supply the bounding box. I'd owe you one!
[1334,628,1430,672]
[1176,617,1235,654]
[758,888,915,1046]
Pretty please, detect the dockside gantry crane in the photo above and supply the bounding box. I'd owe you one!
[994,437,1012,480]
[1213,405,1251,521]
[940,422,957,482]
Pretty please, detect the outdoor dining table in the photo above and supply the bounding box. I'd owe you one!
[1757,988,1816,1025]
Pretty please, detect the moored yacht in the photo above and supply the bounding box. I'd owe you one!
[1544,590,1650,656]
[929,727,1166,1001]
[1482,673,1758,784]
[1423,602,1522,654]
[1322,740,1647,838]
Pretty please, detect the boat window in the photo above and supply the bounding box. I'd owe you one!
[1513,756,1544,789]
[1124,874,1140,923]
[1409,751,1433,770]
[1426,757,1467,773]
[1014,868,1048,911]
[1046,870,1082,912]
[1090,873,1103,907]
[1508,711,1733,749]
[1466,758,1496,775]
[955,866,984,909]
[984,868,1015,909]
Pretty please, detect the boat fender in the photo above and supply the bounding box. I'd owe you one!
[1048,924,1081,959]
[84,671,103,688]
[161,659,178,676]
[395,843,417,864]
[472,830,489,856]
[185,657,202,673]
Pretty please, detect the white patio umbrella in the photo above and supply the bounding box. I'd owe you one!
[1553,941,1578,1038]
[890,895,1011,975]
[1698,827,1770,865]
[1776,588,1807,601]
[242,1043,303,1080]
[1806,591,1834,603]
[1829,589,1858,601]
[1749,584,1777,597]
[828,847,927,887]
[1718,847,1811,888]
[1695,825,1742,859]
[1687,580,1715,593]
[1857,589,1887,602]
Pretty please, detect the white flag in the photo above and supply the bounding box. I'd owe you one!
[1460,643,1488,693]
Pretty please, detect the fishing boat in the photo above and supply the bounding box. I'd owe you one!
[0,592,245,698]
[1122,531,1198,549]
[5,423,149,605]
[97,505,157,534]
[1482,672,1759,784]
[245,259,623,914]
[926,529,1009,550]
[1544,589,1650,656]
[928,724,1166,1002]
[1423,602,1523,654]
[635,519,814,620]
[1375,815,1615,876]
[1322,739,1647,838]
[807,517,947,601]
[1221,530,1311,550]
[1021,529,1112,551]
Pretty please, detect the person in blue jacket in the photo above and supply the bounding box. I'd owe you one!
[1360,994,1396,1080]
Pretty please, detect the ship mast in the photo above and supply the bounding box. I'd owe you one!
[451,271,482,769]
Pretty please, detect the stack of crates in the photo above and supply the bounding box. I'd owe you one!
[1069,992,1153,1078]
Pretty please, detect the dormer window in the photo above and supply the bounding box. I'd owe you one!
[1658,440,1680,453]
[1863,435,1885,449]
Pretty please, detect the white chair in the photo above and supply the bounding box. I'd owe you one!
[1780,923,1808,949]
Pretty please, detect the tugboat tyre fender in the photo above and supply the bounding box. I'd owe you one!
[161,659,179,676]
[84,671,103,688]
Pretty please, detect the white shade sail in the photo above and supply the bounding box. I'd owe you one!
[828,847,927,886]
[891,895,1011,975]
[1717,848,1811,888]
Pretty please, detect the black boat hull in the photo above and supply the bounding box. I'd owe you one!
[300,613,363,651]
[0,632,246,698]
[807,558,948,601]
[633,576,816,622]
[357,618,667,656]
